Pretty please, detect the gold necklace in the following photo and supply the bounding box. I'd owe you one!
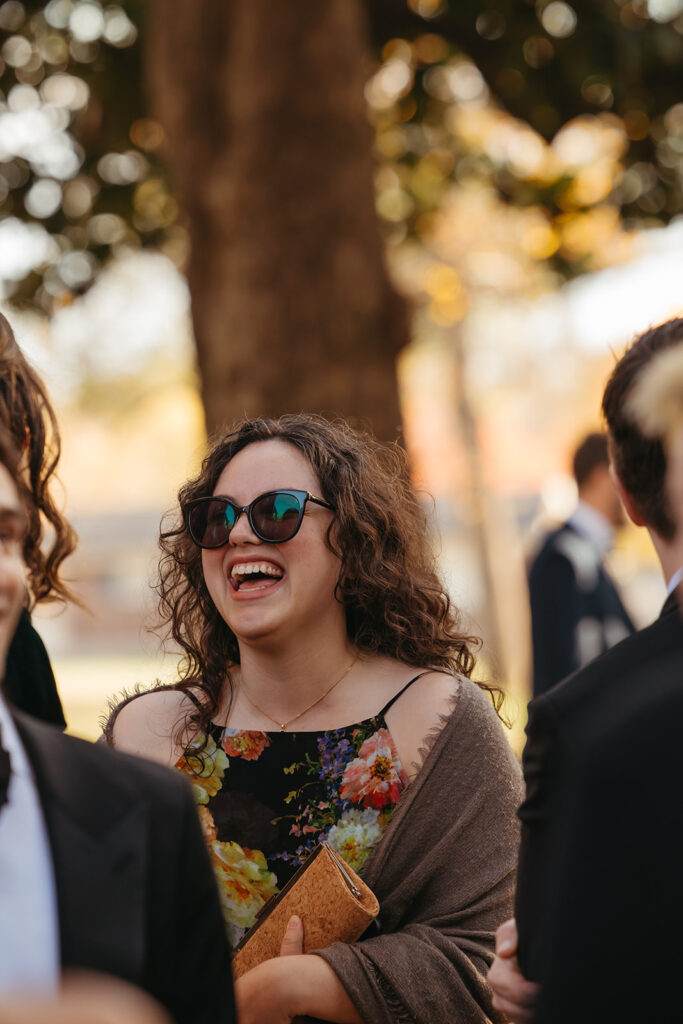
[239,657,357,732]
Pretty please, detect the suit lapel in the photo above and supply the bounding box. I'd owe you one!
[660,589,680,620]
[14,713,148,980]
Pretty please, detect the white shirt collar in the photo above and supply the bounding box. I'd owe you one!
[0,693,32,780]
[666,568,683,596]
[0,693,60,995]
[568,501,615,559]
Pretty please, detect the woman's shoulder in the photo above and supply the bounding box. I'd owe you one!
[379,667,460,779]
[105,684,202,767]
[381,666,459,719]
[385,669,520,787]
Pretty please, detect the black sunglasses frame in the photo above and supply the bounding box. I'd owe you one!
[184,489,334,549]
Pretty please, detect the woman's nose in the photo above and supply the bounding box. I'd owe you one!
[228,508,258,544]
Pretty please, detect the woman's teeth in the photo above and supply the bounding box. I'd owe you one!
[231,562,283,579]
[230,562,284,590]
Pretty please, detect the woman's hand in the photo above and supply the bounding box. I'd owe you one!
[278,915,305,958]
[235,915,362,1024]
[233,916,305,1024]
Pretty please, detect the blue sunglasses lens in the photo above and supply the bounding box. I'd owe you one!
[190,499,237,547]
[251,492,302,540]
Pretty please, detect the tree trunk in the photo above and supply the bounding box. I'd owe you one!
[146,0,407,441]
[452,326,504,667]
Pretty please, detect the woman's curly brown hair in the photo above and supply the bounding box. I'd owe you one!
[157,414,499,743]
[0,313,77,607]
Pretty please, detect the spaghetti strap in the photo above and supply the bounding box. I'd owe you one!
[378,671,433,718]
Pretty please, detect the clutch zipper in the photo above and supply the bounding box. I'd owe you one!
[321,841,362,898]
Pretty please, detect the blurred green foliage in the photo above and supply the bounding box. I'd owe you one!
[1,0,682,310]
[0,0,175,308]
[366,0,683,280]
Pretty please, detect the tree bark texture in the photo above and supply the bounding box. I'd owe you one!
[146,0,407,441]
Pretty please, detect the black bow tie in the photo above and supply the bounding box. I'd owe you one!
[0,724,11,812]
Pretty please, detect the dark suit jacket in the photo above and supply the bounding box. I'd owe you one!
[516,590,682,984]
[528,522,634,697]
[14,712,235,1024]
[532,644,683,1024]
[4,612,66,728]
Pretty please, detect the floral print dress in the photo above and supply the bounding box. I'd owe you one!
[175,699,413,949]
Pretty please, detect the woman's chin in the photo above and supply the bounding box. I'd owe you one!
[229,607,288,645]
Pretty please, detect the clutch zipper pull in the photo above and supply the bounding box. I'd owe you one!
[322,841,362,898]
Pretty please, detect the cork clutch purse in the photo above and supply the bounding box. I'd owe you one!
[232,841,379,978]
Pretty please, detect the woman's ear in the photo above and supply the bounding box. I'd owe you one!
[609,463,646,527]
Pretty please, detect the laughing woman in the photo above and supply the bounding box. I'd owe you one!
[107,415,522,1024]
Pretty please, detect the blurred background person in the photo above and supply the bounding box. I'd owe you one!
[528,431,634,697]
[0,313,76,728]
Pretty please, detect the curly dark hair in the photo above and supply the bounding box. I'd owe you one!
[157,414,490,742]
[0,313,77,607]
[0,419,22,490]
[602,316,683,540]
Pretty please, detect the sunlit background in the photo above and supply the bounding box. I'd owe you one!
[1,0,682,748]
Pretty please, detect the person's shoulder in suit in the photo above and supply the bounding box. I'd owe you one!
[527,521,593,696]
[536,591,682,736]
[528,522,570,574]
[516,594,683,980]
[529,520,602,591]
[532,643,683,1024]
[14,712,236,1024]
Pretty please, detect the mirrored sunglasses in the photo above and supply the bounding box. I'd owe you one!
[185,489,334,548]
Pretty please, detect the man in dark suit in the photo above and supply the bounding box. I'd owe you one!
[0,429,235,1023]
[530,641,683,1024]
[487,317,683,1023]
[528,432,634,697]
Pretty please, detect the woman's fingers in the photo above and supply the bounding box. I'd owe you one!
[279,915,304,957]
[494,917,519,957]
[488,948,540,1024]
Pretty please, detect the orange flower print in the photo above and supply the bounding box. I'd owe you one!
[207,841,278,947]
[190,791,277,946]
[222,730,270,761]
[175,733,229,805]
[197,805,217,843]
[340,729,408,809]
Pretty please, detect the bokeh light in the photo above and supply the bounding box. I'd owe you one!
[540,2,578,38]
[41,72,89,109]
[24,177,62,217]
[68,2,105,44]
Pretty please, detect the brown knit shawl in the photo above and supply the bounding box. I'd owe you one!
[315,677,523,1024]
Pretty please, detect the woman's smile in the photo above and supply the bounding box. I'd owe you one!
[227,557,286,596]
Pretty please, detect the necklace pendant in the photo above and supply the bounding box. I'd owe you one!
[280,724,286,732]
